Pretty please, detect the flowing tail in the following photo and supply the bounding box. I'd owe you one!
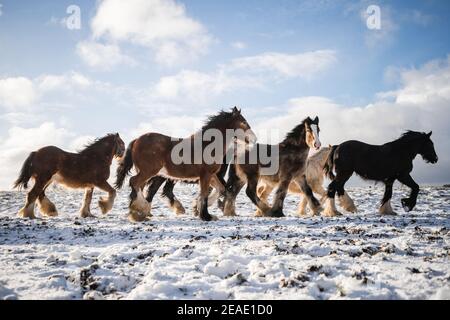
[323,145,338,180]
[14,152,36,190]
[115,140,136,189]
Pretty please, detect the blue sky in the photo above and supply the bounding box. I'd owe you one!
[1,0,450,188]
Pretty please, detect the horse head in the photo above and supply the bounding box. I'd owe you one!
[305,116,321,150]
[419,131,438,164]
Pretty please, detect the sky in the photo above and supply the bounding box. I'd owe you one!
[0,0,450,189]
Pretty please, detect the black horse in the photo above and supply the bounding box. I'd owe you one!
[323,131,438,216]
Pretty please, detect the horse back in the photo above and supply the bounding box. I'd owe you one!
[335,140,412,180]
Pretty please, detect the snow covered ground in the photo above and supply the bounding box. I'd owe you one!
[0,184,449,300]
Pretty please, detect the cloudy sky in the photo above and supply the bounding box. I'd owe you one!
[0,0,450,190]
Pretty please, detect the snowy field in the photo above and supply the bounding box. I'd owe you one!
[0,184,449,300]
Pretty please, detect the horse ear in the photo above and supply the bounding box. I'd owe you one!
[314,116,319,124]
[427,131,432,137]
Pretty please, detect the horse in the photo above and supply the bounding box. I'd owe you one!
[115,107,256,222]
[144,160,229,215]
[253,146,356,217]
[222,117,322,218]
[323,131,438,216]
[14,133,126,219]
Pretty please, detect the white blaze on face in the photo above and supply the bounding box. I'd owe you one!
[311,124,321,150]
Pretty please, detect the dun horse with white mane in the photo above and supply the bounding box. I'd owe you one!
[14,133,126,219]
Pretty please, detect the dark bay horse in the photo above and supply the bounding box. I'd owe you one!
[115,107,256,222]
[222,117,322,218]
[323,131,438,216]
[14,133,125,219]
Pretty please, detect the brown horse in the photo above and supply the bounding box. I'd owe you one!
[14,133,125,219]
[115,107,256,222]
[222,117,322,217]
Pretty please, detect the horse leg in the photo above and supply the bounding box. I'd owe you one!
[323,179,341,217]
[79,187,95,218]
[162,179,185,215]
[18,178,47,219]
[222,179,245,217]
[38,182,58,217]
[334,172,356,213]
[96,181,116,214]
[379,179,396,215]
[145,176,166,204]
[266,174,294,218]
[129,173,153,222]
[256,183,273,217]
[245,175,271,217]
[295,175,322,216]
[397,174,419,212]
[198,174,218,222]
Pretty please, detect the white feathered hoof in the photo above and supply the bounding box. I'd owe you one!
[18,205,36,219]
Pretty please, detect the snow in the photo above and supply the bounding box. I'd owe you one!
[0,184,449,300]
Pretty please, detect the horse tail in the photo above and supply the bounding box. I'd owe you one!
[115,139,136,189]
[324,145,338,180]
[14,152,36,190]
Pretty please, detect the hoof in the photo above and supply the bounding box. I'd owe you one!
[128,210,151,223]
[98,198,113,214]
[297,210,308,217]
[254,209,264,217]
[44,210,58,217]
[18,207,36,219]
[172,200,185,215]
[266,209,285,218]
[380,211,397,216]
[322,209,342,217]
[200,213,218,222]
[80,213,97,219]
[401,198,414,213]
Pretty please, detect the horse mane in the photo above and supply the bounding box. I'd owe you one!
[201,110,234,131]
[393,131,427,144]
[282,118,308,145]
[78,133,116,155]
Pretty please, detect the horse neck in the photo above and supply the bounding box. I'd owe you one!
[389,139,421,161]
[202,124,233,153]
[282,126,308,150]
[81,140,115,164]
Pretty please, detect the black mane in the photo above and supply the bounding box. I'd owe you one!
[202,110,234,131]
[283,118,308,145]
[78,134,116,155]
[397,130,426,142]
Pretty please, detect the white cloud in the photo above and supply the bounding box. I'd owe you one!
[76,41,137,70]
[86,0,213,67]
[130,115,203,139]
[231,41,247,50]
[150,69,262,104]
[254,56,450,183]
[37,72,92,92]
[0,122,74,189]
[149,50,337,104]
[0,77,38,109]
[229,50,337,79]
[0,72,108,111]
